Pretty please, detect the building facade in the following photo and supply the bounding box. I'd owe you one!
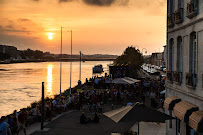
[145,52,165,66]
[165,0,203,135]
[0,45,19,58]
[163,45,167,66]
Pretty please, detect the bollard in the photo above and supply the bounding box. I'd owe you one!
[41,82,44,130]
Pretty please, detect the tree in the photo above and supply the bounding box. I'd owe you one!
[114,46,144,78]
[34,50,44,59]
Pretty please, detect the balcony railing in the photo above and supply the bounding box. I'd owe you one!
[167,71,173,82]
[174,71,182,84]
[186,73,196,87]
[167,13,175,28]
[175,8,183,24]
[186,0,198,19]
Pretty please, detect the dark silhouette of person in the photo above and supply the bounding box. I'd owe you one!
[80,112,88,124]
[93,113,99,123]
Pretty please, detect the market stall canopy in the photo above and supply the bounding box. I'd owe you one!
[103,103,174,135]
[164,96,181,110]
[160,90,166,95]
[173,101,199,122]
[111,77,140,84]
[104,103,174,123]
[123,77,141,83]
[103,105,133,123]
[112,78,134,84]
[189,110,203,133]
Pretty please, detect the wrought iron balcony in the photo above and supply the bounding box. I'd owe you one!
[175,8,183,24]
[186,73,196,87]
[174,71,182,84]
[167,13,175,28]
[186,0,198,19]
[167,71,173,82]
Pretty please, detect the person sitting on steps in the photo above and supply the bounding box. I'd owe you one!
[93,112,99,123]
[80,112,89,124]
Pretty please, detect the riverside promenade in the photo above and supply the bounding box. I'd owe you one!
[22,97,166,135]
[29,103,133,135]
[17,75,167,135]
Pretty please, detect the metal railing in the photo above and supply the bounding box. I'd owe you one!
[175,8,183,24]
[186,73,196,87]
[186,0,198,18]
[167,13,175,28]
[167,71,173,82]
[174,71,182,84]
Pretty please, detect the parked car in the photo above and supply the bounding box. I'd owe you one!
[160,66,166,71]
[150,66,160,75]
[161,75,166,79]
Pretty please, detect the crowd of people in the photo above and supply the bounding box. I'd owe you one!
[142,76,166,108]
[0,75,166,135]
[0,108,29,135]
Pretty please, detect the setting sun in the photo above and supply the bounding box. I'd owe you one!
[48,32,53,40]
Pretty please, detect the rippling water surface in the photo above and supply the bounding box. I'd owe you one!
[0,61,111,116]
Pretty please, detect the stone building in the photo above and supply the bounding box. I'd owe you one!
[145,52,164,66]
[0,45,19,58]
[163,45,167,66]
[165,0,203,135]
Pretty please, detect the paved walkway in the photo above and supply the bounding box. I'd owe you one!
[19,97,166,135]
[18,111,74,135]
[30,108,133,135]
[131,122,166,135]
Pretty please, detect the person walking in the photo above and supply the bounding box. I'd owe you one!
[150,91,156,108]
[12,111,18,134]
[17,108,28,135]
[0,116,12,135]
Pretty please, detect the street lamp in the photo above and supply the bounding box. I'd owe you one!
[59,26,64,96]
[79,51,82,82]
[67,30,72,94]
[77,51,82,88]
[135,45,139,50]
[142,48,147,55]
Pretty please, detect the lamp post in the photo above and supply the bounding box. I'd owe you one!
[135,45,139,50]
[79,51,82,82]
[78,51,82,88]
[59,26,64,96]
[142,48,147,55]
[67,30,72,94]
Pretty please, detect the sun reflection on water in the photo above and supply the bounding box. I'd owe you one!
[46,64,53,97]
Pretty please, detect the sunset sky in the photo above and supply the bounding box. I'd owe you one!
[0,0,166,55]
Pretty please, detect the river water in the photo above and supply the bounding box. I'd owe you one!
[0,61,112,116]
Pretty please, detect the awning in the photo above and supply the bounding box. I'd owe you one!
[123,77,141,83]
[189,110,203,133]
[160,90,166,94]
[104,103,175,123]
[112,78,134,84]
[164,96,181,110]
[173,101,199,122]
[103,105,133,123]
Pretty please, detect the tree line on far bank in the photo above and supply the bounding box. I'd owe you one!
[0,48,54,61]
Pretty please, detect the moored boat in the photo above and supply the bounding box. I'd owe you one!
[93,64,103,73]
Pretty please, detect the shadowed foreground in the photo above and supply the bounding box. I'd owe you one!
[31,110,133,135]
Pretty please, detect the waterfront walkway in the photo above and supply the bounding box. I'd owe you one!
[30,104,133,135]
[26,100,166,135]
[19,74,166,135]
[131,122,166,135]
